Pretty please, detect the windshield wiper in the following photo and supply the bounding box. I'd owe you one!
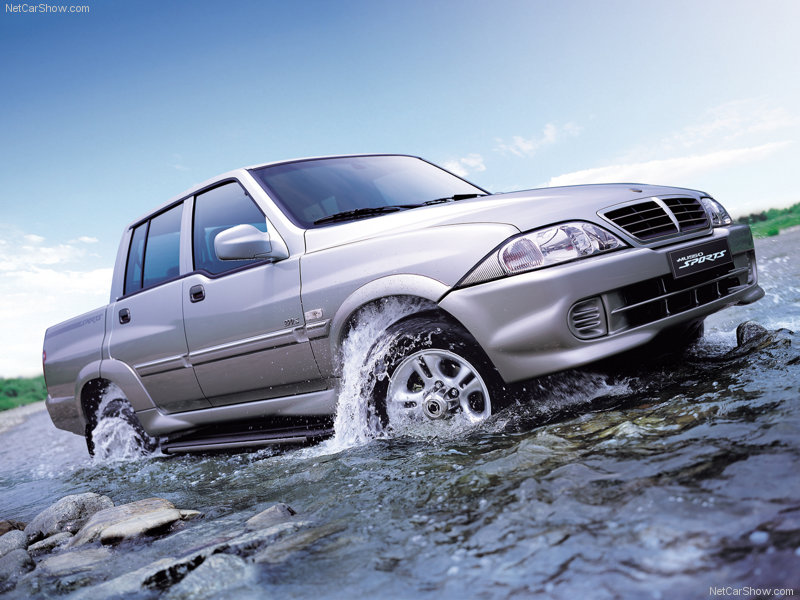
[424,193,488,204]
[313,205,411,225]
[312,194,488,225]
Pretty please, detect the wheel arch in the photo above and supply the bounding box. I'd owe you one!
[327,274,469,363]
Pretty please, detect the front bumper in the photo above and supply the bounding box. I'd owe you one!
[439,225,763,383]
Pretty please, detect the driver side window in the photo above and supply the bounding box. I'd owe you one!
[193,182,268,276]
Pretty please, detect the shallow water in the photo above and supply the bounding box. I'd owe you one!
[1,232,799,599]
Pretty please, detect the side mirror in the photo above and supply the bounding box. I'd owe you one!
[214,224,289,262]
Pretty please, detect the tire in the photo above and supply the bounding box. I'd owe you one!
[367,314,506,431]
[85,397,157,458]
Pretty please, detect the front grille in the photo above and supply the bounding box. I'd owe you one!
[567,251,755,340]
[603,197,709,241]
[606,253,753,333]
[663,197,710,232]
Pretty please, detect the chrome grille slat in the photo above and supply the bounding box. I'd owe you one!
[603,197,710,241]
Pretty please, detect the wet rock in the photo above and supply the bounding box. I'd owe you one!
[24,493,114,543]
[0,530,28,559]
[253,522,344,564]
[70,557,177,600]
[141,553,208,589]
[0,548,34,591]
[100,508,184,544]
[33,547,112,578]
[139,520,304,589]
[69,498,198,547]
[736,321,770,347]
[220,521,306,556]
[179,509,202,521]
[28,532,73,555]
[0,521,25,537]
[245,503,297,531]
[161,554,255,600]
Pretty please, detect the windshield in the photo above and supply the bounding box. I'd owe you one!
[249,155,488,228]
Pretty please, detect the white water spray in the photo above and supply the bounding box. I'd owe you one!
[90,383,158,463]
[316,297,434,453]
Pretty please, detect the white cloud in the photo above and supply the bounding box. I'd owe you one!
[664,99,800,151]
[74,236,99,244]
[24,234,45,243]
[444,153,486,178]
[495,122,582,157]
[0,232,112,377]
[548,142,792,187]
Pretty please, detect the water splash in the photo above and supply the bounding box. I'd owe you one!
[315,297,435,454]
[90,383,158,463]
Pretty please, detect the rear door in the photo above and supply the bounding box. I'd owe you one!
[108,202,209,413]
[181,181,324,406]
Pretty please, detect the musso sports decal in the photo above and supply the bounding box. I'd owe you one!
[675,249,728,269]
[668,238,733,278]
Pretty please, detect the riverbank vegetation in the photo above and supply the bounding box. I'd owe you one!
[737,202,800,237]
[0,375,46,411]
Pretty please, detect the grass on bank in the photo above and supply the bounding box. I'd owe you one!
[738,202,800,237]
[0,375,46,411]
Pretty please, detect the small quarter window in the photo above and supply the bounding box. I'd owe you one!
[124,222,148,295]
[193,182,268,275]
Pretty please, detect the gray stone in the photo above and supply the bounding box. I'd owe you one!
[27,532,73,555]
[245,503,296,531]
[34,547,112,577]
[0,530,28,559]
[141,553,208,590]
[137,521,304,591]
[254,522,344,564]
[220,521,306,556]
[70,557,177,600]
[0,548,34,590]
[100,508,183,544]
[162,554,255,600]
[69,497,191,547]
[24,493,114,543]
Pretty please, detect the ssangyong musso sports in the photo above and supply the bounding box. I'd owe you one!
[42,155,764,454]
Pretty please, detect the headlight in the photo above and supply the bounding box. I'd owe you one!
[700,197,732,227]
[458,222,626,286]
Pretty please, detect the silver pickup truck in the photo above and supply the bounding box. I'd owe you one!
[42,154,764,455]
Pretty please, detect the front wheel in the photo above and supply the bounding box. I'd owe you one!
[367,315,506,431]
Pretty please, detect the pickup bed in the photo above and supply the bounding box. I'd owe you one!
[43,154,764,455]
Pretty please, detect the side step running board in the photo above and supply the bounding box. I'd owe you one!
[162,426,334,454]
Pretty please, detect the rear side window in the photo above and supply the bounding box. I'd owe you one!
[124,222,148,295]
[124,203,183,294]
[193,182,267,275]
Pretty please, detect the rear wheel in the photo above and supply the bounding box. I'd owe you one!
[85,396,156,458]
[368,315,506,430]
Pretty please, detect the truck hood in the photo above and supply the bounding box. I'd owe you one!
[303,183,706,253]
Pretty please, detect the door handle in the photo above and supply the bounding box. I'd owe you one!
[189,284,206,303]
[119,308,131,324]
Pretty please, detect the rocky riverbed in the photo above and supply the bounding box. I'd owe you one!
[1,491,336,598]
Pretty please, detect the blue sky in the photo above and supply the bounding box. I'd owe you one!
[1,0,799,376]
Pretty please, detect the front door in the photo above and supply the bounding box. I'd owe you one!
[182,182,324,406]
